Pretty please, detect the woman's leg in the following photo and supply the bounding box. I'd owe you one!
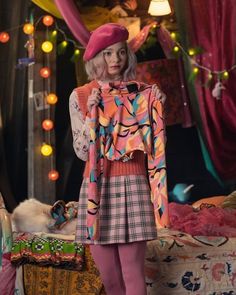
[90,244,126,295]
[118,241,147,295]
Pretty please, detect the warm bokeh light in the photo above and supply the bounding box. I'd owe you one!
[222,71,229,79]
[42,119,54,131]
[40,67,51,78]
[0,32,10,43]
[46,93,58,105]
[188,48,196,56]
[41,41,53,53]
[41,144,53,156]
[42,15,54,26]
[173,46,179,52]
[23,23,34,35]
[48,170,59,181]
[193,67,199,74]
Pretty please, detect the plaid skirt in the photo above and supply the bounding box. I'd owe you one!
[75,175,157,244]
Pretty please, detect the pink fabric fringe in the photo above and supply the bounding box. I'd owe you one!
[169,202,236,237]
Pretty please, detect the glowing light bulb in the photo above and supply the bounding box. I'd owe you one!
[41,41,53,53]
[0,32,10,43]
[43,15,54,26]
[223,71,229,79]
[48,170,59,181]
[42,119,54,131]
[23,23,34,35]
[46,93,58,105]
[173,46,179,52]
[41,144,53,156]
[40,67,51,78]
[188,48,195,56]
[193,67,199,74]
[170,32,176,40]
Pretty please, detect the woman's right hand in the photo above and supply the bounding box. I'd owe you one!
[87,88,101,113]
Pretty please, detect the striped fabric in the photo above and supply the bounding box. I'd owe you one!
[76,175,158,245]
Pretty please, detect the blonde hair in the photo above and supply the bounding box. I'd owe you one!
[84,43,137,81]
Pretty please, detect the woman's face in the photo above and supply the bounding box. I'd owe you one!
[102,42,127,80]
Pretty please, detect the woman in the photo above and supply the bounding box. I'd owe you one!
[69,23,167,295]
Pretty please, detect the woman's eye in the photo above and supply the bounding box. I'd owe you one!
[104,51,112,56]
[120,50,126,55]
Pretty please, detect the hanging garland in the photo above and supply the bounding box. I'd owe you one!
[170,32,236,100]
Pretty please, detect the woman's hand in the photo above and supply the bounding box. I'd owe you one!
[87,88,101,113]
[152,84,167,104]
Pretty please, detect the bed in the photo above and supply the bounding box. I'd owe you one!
[145,228,236,295]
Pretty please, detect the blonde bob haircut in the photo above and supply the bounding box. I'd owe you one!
[84,43,137,81]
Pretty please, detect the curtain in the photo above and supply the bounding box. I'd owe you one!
[174,0,236,182]
[0,0,30,210]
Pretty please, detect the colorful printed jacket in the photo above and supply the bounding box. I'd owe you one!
[87,81,169,240]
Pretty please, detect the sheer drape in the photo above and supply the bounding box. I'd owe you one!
[174,0,236,181]
[0,0,29,210]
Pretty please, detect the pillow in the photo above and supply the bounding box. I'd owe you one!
[192,196,226,209]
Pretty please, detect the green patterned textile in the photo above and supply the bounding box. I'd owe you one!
[11,233,84,270]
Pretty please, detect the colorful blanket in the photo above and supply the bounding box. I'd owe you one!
[11,233,84,270]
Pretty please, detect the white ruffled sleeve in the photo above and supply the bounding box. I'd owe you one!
[69,90,90,161]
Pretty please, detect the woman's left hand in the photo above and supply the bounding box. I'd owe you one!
[152,84,167,104]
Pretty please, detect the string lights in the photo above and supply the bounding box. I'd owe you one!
[0,14,82,182]
[170,32,236,99]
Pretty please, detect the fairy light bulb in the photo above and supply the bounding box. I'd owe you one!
[41,41,53,53]
[40,67,51,78]
[170,32,176,40]
[222,71,229,79]
[188,48,195,56]
[193,67,199,74]
[48,170,59,181]
[42,119,54,131]
[23,23,34,35]
[43,15,54,26]
[62,41,68,48]
[0,32,10,43]
[208,72,213,80]
[74,49,80,56]
[41,144,53,156]
[46,93,58,105]
[173,46,179,52]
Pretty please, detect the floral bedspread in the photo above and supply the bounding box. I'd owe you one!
[145,229,236,294]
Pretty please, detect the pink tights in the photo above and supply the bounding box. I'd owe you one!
[90,241,147,295]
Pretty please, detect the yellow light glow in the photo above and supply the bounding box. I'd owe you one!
[193,67,199,74]
[41,41,53,53]
[46,93,58,105]
[173,46,179,52]
[62,41,68,47]
[52,30,57,37]
[223,71,229,79]
[188,48,195,56]
[41,144,53,156]
[74,49,80,55]
[23,23,34,35]
[170,32,176,40]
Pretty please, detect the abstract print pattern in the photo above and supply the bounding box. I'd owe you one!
[87,83,168,240]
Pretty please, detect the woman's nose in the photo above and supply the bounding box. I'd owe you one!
[112,52,120,62]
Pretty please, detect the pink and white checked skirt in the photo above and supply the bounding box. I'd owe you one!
[75,175,157,244]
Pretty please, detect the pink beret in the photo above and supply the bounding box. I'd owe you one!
[83,23,129,61]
